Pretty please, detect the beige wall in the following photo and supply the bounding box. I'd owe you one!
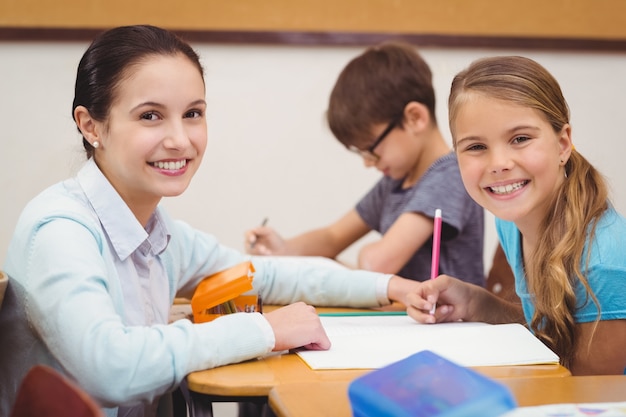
[2,42,626,272]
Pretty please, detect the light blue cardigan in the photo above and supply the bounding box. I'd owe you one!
[0,159,387,416]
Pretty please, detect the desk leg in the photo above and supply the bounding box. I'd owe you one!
[186,391,214,417]
[185,393,271,417]
[238,400,276,417]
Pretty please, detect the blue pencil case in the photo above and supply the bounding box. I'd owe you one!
[348,350,517,417]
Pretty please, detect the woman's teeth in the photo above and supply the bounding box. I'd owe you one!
[152,160,186,170]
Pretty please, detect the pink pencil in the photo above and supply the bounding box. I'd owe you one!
[429,209,442,314]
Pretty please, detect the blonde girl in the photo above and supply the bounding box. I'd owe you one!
[408,56,626,375]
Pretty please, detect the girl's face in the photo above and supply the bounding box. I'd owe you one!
[92,54,207,219]
[453,93,571,232]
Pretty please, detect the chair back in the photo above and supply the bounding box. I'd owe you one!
[10,365,104,417]
[486,244,520,304]
[0,270,8,308]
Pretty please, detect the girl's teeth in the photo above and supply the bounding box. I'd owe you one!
[490,181,526,195]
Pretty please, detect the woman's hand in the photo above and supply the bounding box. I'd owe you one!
[244,226,287,255]
[264,302,331,351]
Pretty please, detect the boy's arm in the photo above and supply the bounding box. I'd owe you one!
[358,211,433,274]
[278,209,370,258]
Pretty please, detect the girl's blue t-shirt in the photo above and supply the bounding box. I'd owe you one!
[496,206,626,326]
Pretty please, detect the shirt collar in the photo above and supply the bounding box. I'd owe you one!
[144,209,170,256]
[76,159,170,261]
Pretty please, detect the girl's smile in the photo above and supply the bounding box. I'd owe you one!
[453,93,571,234]
[485,180,530,197]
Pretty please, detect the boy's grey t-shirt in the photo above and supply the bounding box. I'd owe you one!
[356,152,485,285]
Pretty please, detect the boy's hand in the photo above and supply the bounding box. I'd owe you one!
[245,226,286,255]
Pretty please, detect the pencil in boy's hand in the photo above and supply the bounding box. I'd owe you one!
[429,209,442,315]
[249,217,269,249]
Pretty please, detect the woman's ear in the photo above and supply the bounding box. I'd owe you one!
[403,101,431,133]
[74,106,101,146]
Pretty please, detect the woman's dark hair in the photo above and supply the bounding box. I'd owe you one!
[72,25,204,158]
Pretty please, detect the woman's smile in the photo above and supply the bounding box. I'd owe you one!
[149,158,189,176]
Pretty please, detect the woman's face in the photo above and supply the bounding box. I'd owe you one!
[92,54,207,218]
[453,93,571,233]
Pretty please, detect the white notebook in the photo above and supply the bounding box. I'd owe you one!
[296,315,559,369]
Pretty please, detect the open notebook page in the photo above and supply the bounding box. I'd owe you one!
[296,315,559,369]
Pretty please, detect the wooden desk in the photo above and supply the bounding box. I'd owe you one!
[268,375,626,417]
[185,306,570,416]
[187,354,569,397]
[187,354,569,416]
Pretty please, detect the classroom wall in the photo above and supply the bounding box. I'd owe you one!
[2,42,626,273]
[3,0,626,40]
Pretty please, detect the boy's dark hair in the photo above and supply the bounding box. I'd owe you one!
[327,41,436,149]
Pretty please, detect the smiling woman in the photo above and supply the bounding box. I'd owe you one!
[77,56,206,223]
[73,50,208,224]
[0,25,425,417]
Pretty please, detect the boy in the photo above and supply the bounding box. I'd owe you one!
[246,42,484,285]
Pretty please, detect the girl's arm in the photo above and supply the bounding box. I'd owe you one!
[571,320,626,375]
[405,275,525,324]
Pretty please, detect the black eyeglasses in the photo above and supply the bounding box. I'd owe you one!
[348,119,397,161]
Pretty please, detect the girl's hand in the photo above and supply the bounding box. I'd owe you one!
[405,275,474,324]
[244,226,287,255]
[264,302,331,351]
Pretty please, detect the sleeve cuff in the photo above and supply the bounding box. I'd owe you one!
[375,274,393,306]
[250,312,276,350]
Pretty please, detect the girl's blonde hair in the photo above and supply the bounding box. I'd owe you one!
[448,56,608,368]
